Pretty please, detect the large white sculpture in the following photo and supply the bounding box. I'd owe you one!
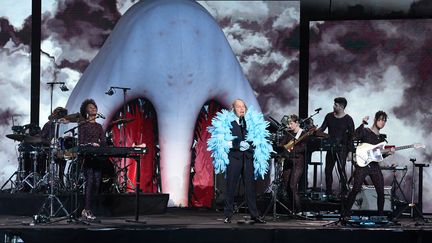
[66,0,260,206]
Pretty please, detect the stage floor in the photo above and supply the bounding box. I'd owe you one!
[1,209,432,243]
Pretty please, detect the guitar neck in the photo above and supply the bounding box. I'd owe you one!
[284,128,316,150]
[293,129,315,145]
[383,144,413,153]
[395,145,414,151]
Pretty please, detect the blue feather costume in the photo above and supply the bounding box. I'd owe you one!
[207,106,273,179]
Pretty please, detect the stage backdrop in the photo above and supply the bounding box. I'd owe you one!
[0,0,299,206]
[309,19,432,213]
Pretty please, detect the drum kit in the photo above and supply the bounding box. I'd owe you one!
[1,114,81,194]
[2,113,137,195]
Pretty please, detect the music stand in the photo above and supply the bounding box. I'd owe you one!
[392,158,427,223]
[125,153,147,224]
[387,166,409,215]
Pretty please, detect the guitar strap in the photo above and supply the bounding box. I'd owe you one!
[295,128,303,140]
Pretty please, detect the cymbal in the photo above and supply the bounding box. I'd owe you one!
[64,112,82,122]
[111,118,135,126]
[24,135,50,145]
[6,134,26,141]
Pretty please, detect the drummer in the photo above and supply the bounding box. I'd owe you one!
[40,107,70,185]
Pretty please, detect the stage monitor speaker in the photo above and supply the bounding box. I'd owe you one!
[351,186,392,211]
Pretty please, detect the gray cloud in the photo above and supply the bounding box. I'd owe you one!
[310,19,432,211]
[0,0,300,195]
[207,1,300,119]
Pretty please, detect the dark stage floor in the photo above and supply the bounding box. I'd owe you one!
[1,208,432,243]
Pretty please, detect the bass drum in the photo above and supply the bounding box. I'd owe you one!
[100,159,115,193]
[64,158,115,193]
[64,158,85,192]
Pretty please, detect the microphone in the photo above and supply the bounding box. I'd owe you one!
[314,107,322,112]
[97,113,106,119]
[362,120,369,125]
[239,116,247,129]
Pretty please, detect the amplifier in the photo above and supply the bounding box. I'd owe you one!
[351,186,392,211]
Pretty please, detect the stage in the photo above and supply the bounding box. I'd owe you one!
[0,208,431,243]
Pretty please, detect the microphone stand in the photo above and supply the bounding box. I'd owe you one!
[299,108,321,129]
[63,115,102,221]
[35,119,71,224]
[63,116,100,136]
[106,86,134,192]
[47,82,67,114]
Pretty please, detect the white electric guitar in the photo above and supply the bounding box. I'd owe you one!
[355,142,425,167]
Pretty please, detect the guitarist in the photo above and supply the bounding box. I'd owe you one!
[280,114,308,212]
[344,110,394,217]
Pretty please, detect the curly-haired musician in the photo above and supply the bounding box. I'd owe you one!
[78,99,106,220]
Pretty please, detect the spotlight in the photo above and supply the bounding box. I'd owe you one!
[59,83,69,92]
[105,87,115,96]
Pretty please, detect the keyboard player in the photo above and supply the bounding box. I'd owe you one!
[78,98,106,220]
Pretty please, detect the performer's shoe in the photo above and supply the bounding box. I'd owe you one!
[81,209,96,220]
[251,217,266,224]
[340,210,351,224]
[224,216,232,224]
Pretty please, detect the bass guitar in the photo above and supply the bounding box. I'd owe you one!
[284,127,317,151]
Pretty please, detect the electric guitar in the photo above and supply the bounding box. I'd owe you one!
[284,126,317,151]
[355,142,425,167]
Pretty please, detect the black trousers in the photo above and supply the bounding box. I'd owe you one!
[283,155,305,212]
[224,153,259,218]
[345,163,385,215]
[83,157,102,211]
[325,148,348,195]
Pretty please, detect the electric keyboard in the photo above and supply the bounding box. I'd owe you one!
[307,136,343,152]
[380,165,408,171]
[70,146,147,157]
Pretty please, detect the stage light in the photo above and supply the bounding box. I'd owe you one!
[59,83,69,92]
[105,87,115,96]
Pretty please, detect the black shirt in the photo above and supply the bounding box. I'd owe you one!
[354,124,386,145]
[40,121,55,140]
[319,112,354,149]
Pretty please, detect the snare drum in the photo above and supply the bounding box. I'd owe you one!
[63,136,77,149]
[58,136,78,159]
